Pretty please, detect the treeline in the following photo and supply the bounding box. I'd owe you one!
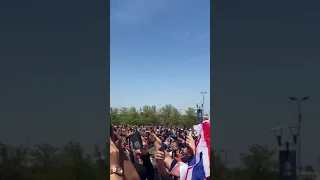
[213,144,278,180]
[214,144,316,180]
[0,142,108,180]
[0,142,280,180]
[110,104,208,126]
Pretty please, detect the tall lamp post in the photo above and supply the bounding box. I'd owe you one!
[289,96,309,177]
[200,92,207,115]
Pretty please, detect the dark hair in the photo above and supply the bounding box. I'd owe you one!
[173,140,185,150]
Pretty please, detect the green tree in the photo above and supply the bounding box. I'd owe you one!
[212,154,228,180]
[127,107,140,125]
[158,104,176,125]
[168,108,182,126]
[0,142,110,180]
[239,144,276,180]
[110,107,120,125]
[111,105,201,126]
[140,105,159,125]
[183,107,198,126]
[118,107,131,124]
[0,145,29,180]
[31,143,59,166]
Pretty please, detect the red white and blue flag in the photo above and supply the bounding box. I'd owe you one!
[171,120,210,180]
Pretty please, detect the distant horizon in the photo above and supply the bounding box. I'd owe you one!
[110,104,210,115]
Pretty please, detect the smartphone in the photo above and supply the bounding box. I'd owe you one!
[129,130,143,150]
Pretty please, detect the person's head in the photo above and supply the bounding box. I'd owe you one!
[172,141,180,152]
[175,149,184,158]
[182,147,192,156]
[172,140,183,152]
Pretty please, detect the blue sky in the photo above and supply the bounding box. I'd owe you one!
[110,0,210,114]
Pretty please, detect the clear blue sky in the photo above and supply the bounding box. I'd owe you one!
[110,0,210,114]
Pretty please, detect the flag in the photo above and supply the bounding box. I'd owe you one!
[171,120,210,180]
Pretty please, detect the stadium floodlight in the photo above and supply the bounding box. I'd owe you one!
[288,126,298,145]
[271,127,284,147]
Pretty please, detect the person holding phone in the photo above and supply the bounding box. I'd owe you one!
[154,146,174,180]
[110,139,124,180]
[110,125,140,180]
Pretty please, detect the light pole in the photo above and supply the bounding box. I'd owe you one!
[271,127,283,147]
[289,96,309,177]
[200,92,207,115]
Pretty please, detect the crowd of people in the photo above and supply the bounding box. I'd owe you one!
[109,123,210,180]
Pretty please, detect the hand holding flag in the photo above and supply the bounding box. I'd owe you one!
[170,120,210,180]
